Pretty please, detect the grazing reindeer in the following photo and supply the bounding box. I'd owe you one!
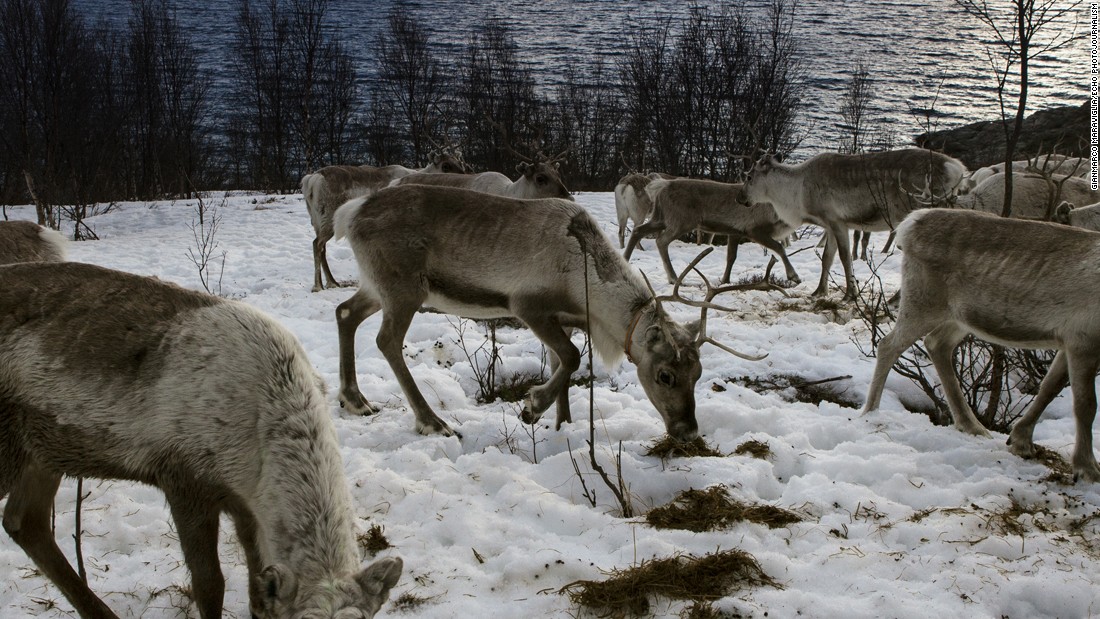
[614,172,675,249]
[0,263,403,618]
[742,148,966,300]
[623,178,800,286]
[0,220,66,264]
[302,150,467,292]
[332,185,754,440]
[862,209,1100,482]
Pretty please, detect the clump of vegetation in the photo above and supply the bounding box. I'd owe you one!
[646,486,801,532]
[1024,445,1074,485]
[733,440,772,460]
[390,592,435,613]
[728,373,858,408]
[558,550,778,618]
[494,372,544,403]
[645,436,723,459]
[357,524,391,556]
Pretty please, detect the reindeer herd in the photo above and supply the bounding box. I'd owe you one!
[1,132,1098,618]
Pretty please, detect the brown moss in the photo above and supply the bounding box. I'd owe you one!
[646,486,801,532]
[357,524,391,556]
[732,439,771,460]
[558,550,778,617]
[645,436,724,459]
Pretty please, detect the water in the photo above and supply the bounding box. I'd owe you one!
[75,0,1089,155]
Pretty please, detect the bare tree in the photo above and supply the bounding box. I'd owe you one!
[955,0,1084,217]
[373,8,448,165]
[838,59,873,155]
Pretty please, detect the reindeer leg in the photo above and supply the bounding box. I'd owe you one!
[165,489,224,619]
[1066,349,1100,482]
[851,230,861,262]
[319,240,342,289]
[2,463,119,619]
[312,236,326,292]
[227,507,266,615]
[623,220,664,261]
[376,294,458,437]
[860,231,871,262]
[1008,351,1069,458]
[882,231,897,254]
[513,304,580,426]
[753,233,801,284]
[925,322,991,437]
[812,228,838,297]
[336,290,383,415]
[864,312,939,414]
[549,328,575,429]
[721,236,740,284]
[656,231,680,284]
[828,223,858,301]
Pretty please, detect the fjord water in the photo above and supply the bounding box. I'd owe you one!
[75,0,1088,154]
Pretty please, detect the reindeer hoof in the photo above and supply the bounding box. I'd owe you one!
[338,391,380,415]
[415,418,460,438]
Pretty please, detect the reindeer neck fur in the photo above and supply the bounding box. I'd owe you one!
[571,246,656,369]
[757,161,809,228]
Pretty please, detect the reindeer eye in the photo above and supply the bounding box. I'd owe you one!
[536,175,547,184]
[657,370,675,387]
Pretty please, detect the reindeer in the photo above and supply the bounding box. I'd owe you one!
[0,262,403,618]
[1054,201,1100,231]
[862,208,1100,482]
[302,150,467,292]
[390,133,572,201]
[741,148,966,300]
[956,172,1100,220]
[623,178,800,287]
[330,185,758,441]
[614,172,676,249]
[0,220,66,264]
[389,157,571,200]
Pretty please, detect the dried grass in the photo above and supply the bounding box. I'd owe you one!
[646,486,801,532]
[645,436,724,459]
[558,549,777,618]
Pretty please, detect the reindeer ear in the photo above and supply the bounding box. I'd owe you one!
[773,153,785,164]
[355,556,403,598]
[683,320,701,342]
[252,564,298,615]
[516,162,531,175]
[1055,201,1074,224]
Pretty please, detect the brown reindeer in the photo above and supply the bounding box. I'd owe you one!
[863,209,1100,483]
[330,185,758,440]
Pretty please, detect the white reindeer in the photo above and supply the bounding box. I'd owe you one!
[1054,201,1100,231]
[302,150,466,292]
[614,172,675,249]
[955,172,1100,220]
[862,209,1100,482]
[390,158,572,201]
[961,155,1091,193]
[331,185,755,440]
[742,148,966,300]
[0,220,66,264]
[0,262,403,618]
[623,178,800,286]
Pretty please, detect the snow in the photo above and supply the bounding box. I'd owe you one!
[2,192,1099,618]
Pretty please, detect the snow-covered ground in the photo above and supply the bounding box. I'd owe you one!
[2,192,1099,618]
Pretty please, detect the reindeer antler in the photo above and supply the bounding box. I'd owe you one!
[898,171,953,206]
[652,247,769,361]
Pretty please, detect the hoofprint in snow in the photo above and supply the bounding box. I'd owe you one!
[2,192,1099,618]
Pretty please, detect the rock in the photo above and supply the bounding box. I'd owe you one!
[914,102,1089,169]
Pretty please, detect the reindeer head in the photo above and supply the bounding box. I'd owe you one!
[632,249,768,441]
[740,154,782,205]
[516,159,572,200]
[427,149,468,175]
[252,557,402,619]
[632,310,703,441]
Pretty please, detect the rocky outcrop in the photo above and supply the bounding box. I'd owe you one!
[915,102,1089,169]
